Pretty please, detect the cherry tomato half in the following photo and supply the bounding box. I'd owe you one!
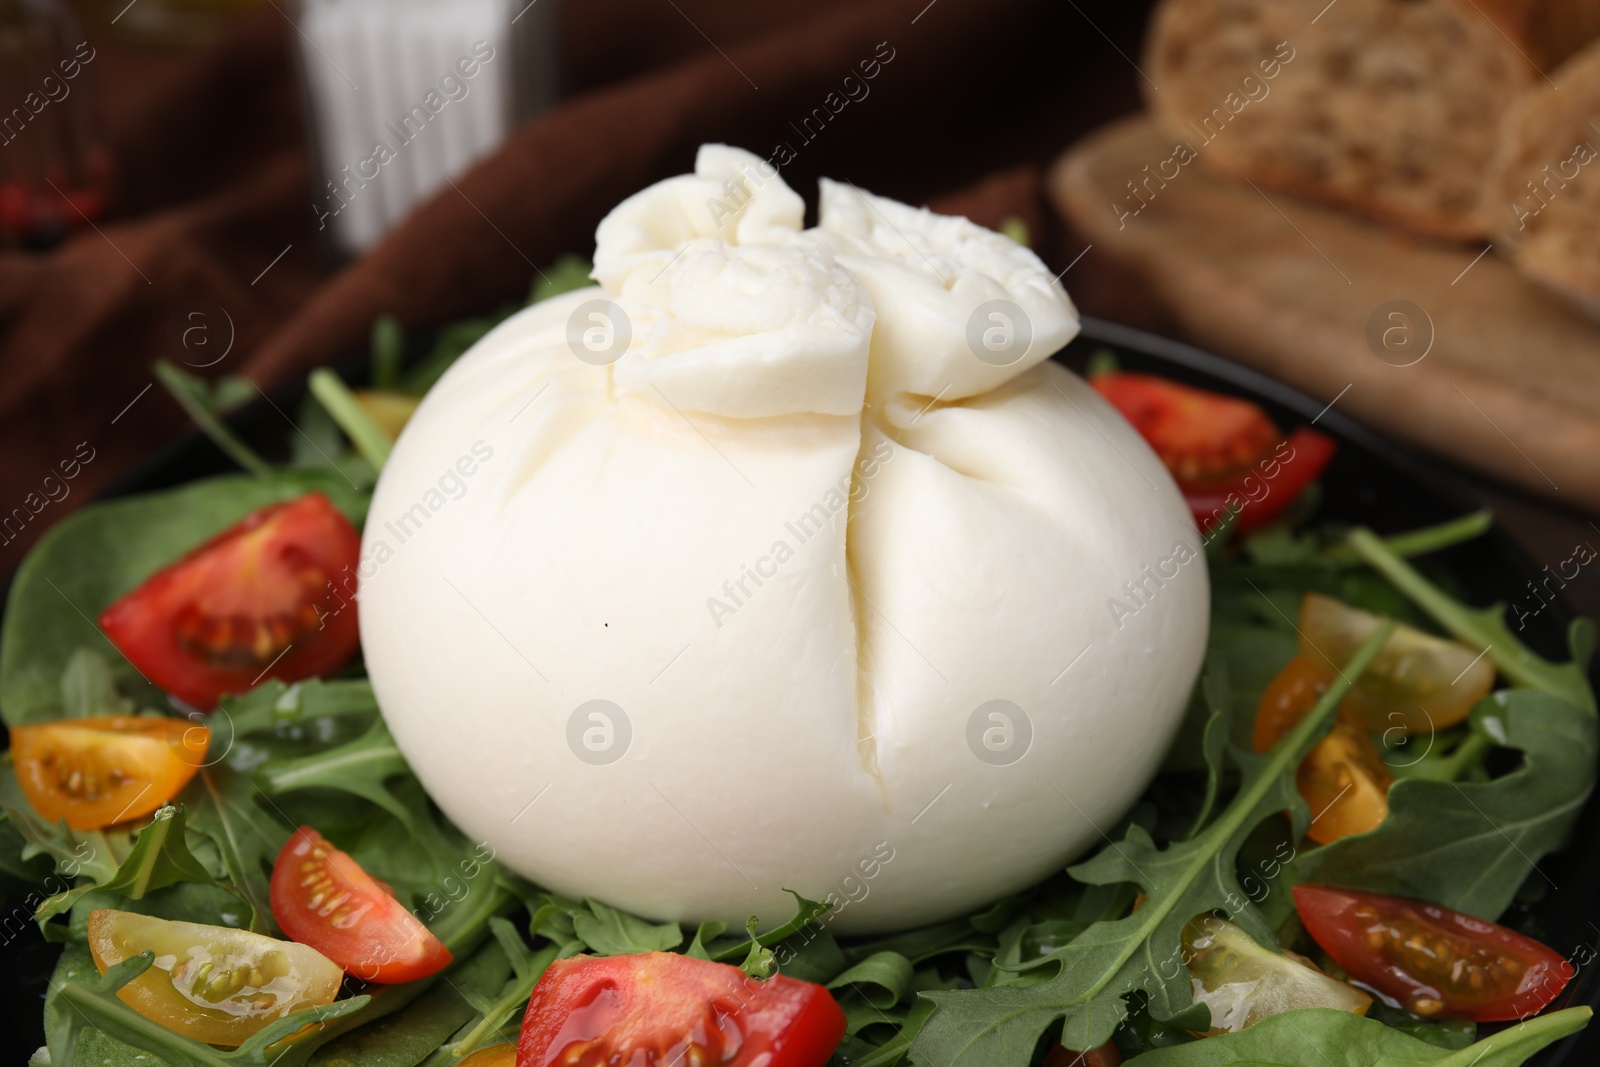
[1043,1040,1123,1066]
[88,908,343,1047]
[1253,657,1392,844]
[270,826,452,985]
[1183,914,1370,1034]
[1089,372,1337,535]
[1090,372,1280,484]
[1293,885,1573,1021]
[1299,593,1495,735]
[517,952,846,1067]
[11,715,209,830]
[99,493,361,710]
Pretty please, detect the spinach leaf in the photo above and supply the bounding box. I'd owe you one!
[910,626,1392,1064]
[0,471,371,726]
[1289,691,1597,920]
[1124,1006,1588,1066]
[573,898,683,955]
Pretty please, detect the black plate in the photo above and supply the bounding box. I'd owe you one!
[1,318,1595,1064]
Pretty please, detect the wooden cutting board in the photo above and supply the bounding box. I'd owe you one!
[1049,115,1600,516]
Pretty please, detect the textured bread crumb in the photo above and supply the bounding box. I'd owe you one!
[1492,38,1600,316]
[1144,0,1600,241]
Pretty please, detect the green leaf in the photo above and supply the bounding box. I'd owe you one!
[59,648,134,716]
[371,315,404,390]
[531,254,594,303]
[255,716,414,829]
[910,624,1392,1064]
[829,951,915,1010]
[0,471,370,726]
[185,766,290,934]
[1123,1006,1588,1066]
[36,805,219,923]
[686,919,728,959]
[1289,690,1597,919]
[1348,527,1596,713]
[309,940,511,1067]
[309,368,392,471]
[573,898,682,955]
[154,361,274,479]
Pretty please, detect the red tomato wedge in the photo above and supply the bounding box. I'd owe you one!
[1183,427,1338,535]
[517,952,846,1067]
[270,826,452,984]
[99,493,360,710]
[1294,885,1573,1021]
[1090,372,1337,534]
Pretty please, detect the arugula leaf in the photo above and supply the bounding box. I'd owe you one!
[1348,527,1596,713]
[829,951,915,1010]
[1124,1006,1589,1066]
[910,624,1392,1064]
[36,805,218,923]
[255,716,414,829]
[0,471,371,726]
[1288,690,1597,920]
[184,765,290,934]
[154,361,274,479]
[573,898,683,955]
[59,648,135,716]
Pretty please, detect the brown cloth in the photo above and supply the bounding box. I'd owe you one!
[0,0,1145,558]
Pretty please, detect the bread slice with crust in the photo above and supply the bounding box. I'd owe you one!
[1143,0,1600,241]
[1491,38,1600,317]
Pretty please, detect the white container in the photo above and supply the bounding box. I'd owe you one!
[295,0,557,255]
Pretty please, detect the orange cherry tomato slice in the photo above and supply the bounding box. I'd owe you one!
[1294,885,1574,1021]
[11,715,209,829]
[1299,593,1494,735]
[517,952,846,1067]
[270,826,452,985]
[99,493,360,711]
[1254,656,1392,843]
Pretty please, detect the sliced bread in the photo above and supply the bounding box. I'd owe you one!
[1491,37,1600,317]
[1142,0,1600,241]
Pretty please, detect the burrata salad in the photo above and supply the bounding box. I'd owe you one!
[1,147,1594,1067]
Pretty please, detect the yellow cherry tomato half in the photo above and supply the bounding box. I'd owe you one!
[88,909,344,1047]
[1183,914,1371,1034]
[1298,593,1493,735]
[1298,722,1394,844]
[11,715,210,830]
[458,1044,517,1067]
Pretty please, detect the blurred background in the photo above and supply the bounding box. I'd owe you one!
[1,0,1596,615]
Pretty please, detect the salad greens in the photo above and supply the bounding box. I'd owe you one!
[1,265,1595,1067]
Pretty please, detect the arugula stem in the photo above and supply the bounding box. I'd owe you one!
[1085,624,1393,1001]
[1322,511,1492,563]
[1348,527,1596,713]
[451,943,559,1055]
[154,362,274,479]
[309,368,392,470]
[1439,1005,1591,1066]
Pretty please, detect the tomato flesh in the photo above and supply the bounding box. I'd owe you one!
[99,493,361,710]
[87,908,343,1047]
[1293,885,1572,1021]
[11,715,209,830]
[1183,426,1337,535]
[1090,372,1279,484]
[1090,372,1337,534]
[459,1046,517,1067]
[1254,657,1392,843]
[1043,1040,1123,1066]
[1299,593,1494,734]
[517,952,845,1067]
[1183,914,1370,1033]
[270,826,452,984]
